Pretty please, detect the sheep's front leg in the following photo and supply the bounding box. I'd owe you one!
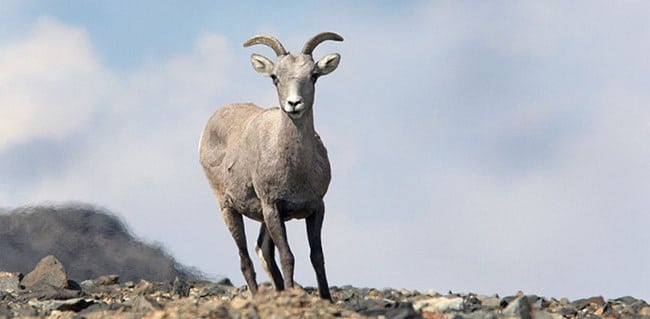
[221,207,258,295]
[261,202,295,290]
[306,201,332,300]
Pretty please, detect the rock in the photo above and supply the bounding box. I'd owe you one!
[80,279,95,290]
[554,306,578,317]
[359,301,419,319]
[526,295,548,310]
[133,279,154,295]
[479,295,502,309]
[639,306,650,316]
[130,279,173,296]
[572,296,605,310]
[0,272,21,292]
[0,306,11,318]
[614,296,639,305]
[172,276,190,297]
[21,256,69,290]
[342,296,385,313]
[464,294,483,312]
[533,310,564,319]
[28,297,94,312]
[46,310,76,319]
[191,281,237,298]
[93,274,120,286]
[194,299,233,318]
[229,296,250,309]
[502,295,532,319]
[126,295,161,312]
[79,278,118,295]
[67,279,82,291]
[17,287,83,301]
[216,277,233,286]
[610,297,650,317]
[14,308,38,317]
[500,295,520,308]
[456,310,499,319]
[413,296,464,313]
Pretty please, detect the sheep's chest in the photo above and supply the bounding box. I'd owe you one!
[256,148,330,202]
[254,134,326,198]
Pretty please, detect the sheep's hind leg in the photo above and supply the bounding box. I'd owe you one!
[306,202,332,301]
[262,202,295,290]
[255,223,285,291]
[221,207,258,295]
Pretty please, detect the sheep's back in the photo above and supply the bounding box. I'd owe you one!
[199,103,263,180]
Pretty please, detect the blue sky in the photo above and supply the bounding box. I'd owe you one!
[1,1,649,300]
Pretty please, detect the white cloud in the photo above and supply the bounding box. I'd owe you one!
[0,17,112,151]
[25,31,235,206]
[9,24,273,278]
[303,1,650,299]
[0,0,29,19]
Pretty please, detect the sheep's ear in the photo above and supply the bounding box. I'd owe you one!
[315,53,340,76]
[250,54,274,77]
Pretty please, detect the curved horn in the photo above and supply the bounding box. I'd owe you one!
[301,32,344,55]
[243,35,288,56]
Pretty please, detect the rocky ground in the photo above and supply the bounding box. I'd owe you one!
[1,256,648,319]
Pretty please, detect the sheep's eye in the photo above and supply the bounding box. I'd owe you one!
[270,74,279,86]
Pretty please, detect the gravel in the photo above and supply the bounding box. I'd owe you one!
[1,257,648,319]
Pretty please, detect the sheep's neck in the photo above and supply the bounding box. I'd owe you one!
[279,108,315,140]
[256,107,326,202]
[274,108,317,165]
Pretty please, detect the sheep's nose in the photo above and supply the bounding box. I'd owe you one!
[287,98,302,107]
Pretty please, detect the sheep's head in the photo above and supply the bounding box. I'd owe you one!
[244,32,343,119]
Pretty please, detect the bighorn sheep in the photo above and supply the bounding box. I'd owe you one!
[199,32,342,300]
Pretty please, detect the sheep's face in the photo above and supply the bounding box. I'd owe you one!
[250,53,340,119]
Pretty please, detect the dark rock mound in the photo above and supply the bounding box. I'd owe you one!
[0,203,199,282]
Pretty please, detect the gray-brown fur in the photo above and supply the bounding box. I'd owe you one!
[199,33,343,300]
